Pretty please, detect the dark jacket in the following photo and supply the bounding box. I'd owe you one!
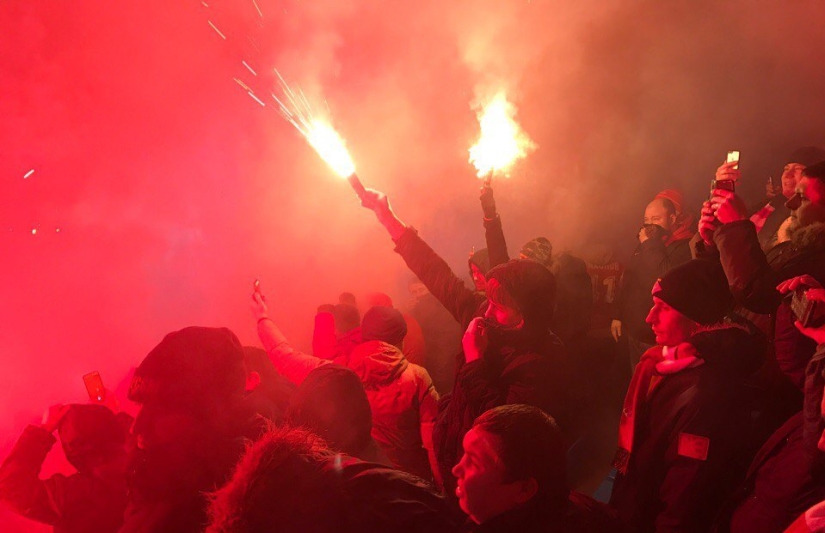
[393,227,571,502]
[714,221,825,315]
[483,215,593,344]
[613,235,692,343]
[461,491,625,533]
[119,413,266,533]
[610,326,765,533]
[0,425,128,533]
[713,343,825,533]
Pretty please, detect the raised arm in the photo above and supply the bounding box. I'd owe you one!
[479,181,510,268]
[361,189,484,328]
[252,291,327,385]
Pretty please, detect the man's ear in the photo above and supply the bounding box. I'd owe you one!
[515,477,539,505]
[670,214,678,227]
[245,371,261,392]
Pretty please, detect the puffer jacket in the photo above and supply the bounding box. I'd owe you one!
[258,321,439,481]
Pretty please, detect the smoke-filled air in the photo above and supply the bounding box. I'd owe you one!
[1,0,824,529]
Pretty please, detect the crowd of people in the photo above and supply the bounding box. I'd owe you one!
[3,147,825,532]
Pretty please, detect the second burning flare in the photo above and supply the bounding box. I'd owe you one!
[469,91,537,179]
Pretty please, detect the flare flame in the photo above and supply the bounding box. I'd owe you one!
[271,72,355,178]
[468,92,536,178]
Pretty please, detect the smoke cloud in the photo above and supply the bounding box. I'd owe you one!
[2,0,825,528]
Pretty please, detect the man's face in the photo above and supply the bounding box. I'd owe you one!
[787,176,825,228]
[781,163,806,198]
[452,427,535,524]
[470,264,487,292]
[646,288,700,346]
[644,201,676,232]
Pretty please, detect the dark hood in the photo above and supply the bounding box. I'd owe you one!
[468,248,491,276]
[486,259,556,332]
[686,324,765,377]
[348,340,409,388]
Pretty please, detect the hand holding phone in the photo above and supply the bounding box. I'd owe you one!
[83,372,106,403]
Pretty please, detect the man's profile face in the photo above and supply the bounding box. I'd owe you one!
[452,427,533,524]
[408,281,429,300]
[788,176,825,229]
[646,285,700,346]
[470,264,487,292]
[644,200,676,232]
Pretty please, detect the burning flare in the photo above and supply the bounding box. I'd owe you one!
[272,71,356,179]
[468,92,536,178]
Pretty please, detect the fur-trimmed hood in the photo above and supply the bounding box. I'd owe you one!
[790,221,825,254]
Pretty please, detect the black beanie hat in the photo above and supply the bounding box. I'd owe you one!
[58,404,127,472]
[128,326,247,416]
[654,260,733,325]
[361,306,407,346]
[788,146,825,168]
[468,248,491,275]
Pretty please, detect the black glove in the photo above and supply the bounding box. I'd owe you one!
[480,184,497,219]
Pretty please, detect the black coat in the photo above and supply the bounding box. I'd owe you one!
[613,236,692,342]
[713,343,825,533]
[610,326,765,533]
[461,491,625,533]
[393,228,572,502]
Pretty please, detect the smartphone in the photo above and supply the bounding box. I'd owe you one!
[83,371,106,403]
[726,150,740,170]
[790,289,825,328]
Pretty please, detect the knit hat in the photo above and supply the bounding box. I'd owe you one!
[653,260,733,325]
[58,404,127,472]
[128,326,247,416]
[520,237,553,267]
[360,306,407,346]
[788,146,825,168]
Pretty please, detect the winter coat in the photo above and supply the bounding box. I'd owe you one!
[0,425,127,533]
[610,326,765,533]
[258,320,440,481]
[750,194,792,252]
[460,491,625,533]
[483,215,593,344]
[713,343,825,533]
[119,413,266,533]
[714,221,825,315]
[392,227,571,502]
[613,236,692,343]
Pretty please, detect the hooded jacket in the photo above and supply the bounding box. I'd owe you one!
[610,325,765,533]
[258,321,439,482]
[392,227,571,502]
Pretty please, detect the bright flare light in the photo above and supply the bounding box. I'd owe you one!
[272,71,356,178]
[468,92,536,178]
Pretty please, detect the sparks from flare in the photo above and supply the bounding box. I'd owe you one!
[271,71,356,179]
[468,92,536,178]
